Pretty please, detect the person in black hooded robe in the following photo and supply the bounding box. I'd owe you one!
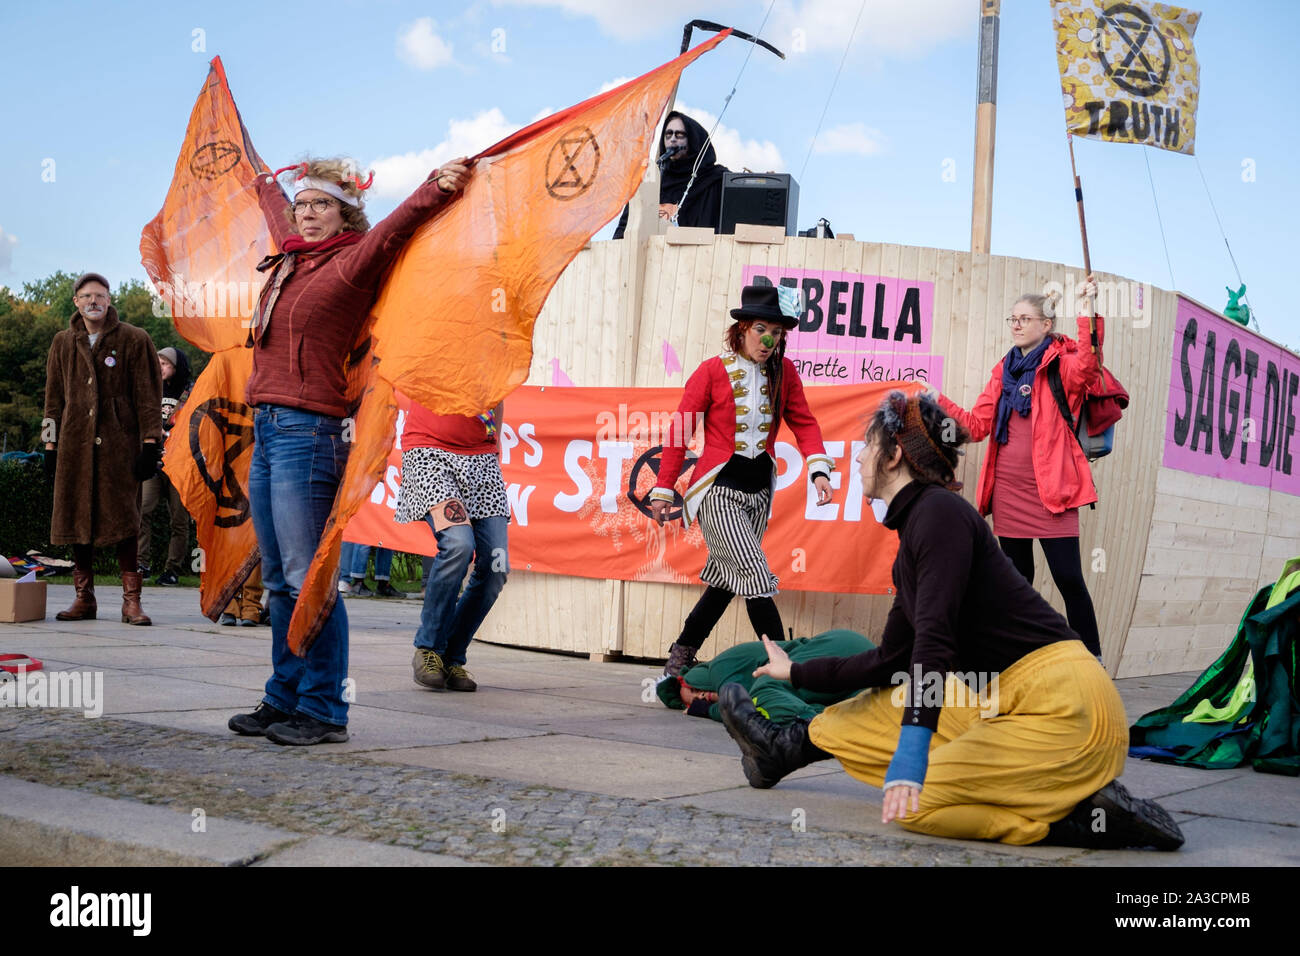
[613,111,729,239]
[138,345,194,585]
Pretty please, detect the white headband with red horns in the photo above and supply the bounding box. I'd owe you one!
[272,163,374,208]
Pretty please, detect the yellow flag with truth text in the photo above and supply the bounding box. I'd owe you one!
[1052,0,1201,154]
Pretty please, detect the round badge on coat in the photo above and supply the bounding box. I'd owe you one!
[104,356,117,367]
[1018,384,1031,396]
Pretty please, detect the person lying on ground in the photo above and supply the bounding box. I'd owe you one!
[656,629,876,723]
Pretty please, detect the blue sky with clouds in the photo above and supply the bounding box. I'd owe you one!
[1,0,1295,345]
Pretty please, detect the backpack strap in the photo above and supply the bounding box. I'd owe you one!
[1045,360,1077,434]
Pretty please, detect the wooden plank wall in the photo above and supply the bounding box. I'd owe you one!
[475,234,1276,676]
[1122,307,1300,677]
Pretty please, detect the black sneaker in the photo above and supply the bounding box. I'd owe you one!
[228,701,293,736]
[220,613,237,626]
[266,714,349,746]
[1090,780,1185,850]
[156,571,179,586]
[375,581,407,598]
[1043,780,1185,850]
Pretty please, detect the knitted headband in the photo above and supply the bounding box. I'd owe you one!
[881,392,959,487]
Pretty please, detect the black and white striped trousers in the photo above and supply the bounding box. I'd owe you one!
[696,484,778,598]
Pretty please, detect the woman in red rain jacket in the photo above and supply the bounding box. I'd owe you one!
[938,276,1104,657]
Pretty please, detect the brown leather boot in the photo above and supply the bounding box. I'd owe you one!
[120,571,152,626]
[56,568,98,621]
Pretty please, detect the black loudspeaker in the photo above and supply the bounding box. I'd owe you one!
[719,173,799,236]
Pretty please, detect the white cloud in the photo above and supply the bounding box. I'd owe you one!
[369,109,527,198]
[772,0,971,58]
[813,121,886,156]
[493,0,716,40]
[0,226,16,273]
[397,17,455,70]
[676,103,784,173]
[597,76,635,94]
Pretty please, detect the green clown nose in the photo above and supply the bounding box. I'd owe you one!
[759,333,775,349]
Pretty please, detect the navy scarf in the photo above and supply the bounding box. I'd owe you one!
[994,337,1051,445]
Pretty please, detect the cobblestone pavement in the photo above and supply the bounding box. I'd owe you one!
[0,710,1057,867]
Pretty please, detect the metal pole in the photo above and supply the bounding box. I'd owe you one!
[970,0,1000,254]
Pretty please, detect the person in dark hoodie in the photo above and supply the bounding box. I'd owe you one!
[612,111,729,238]
[139,346,193,586]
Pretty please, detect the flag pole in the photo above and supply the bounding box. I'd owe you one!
[970,0,1000,255]
[1067,132,1099,356]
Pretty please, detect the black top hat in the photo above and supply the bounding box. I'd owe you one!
[729,284,798,329]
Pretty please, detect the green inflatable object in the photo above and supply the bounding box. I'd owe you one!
[1224,283,1251,326]
[1129,558,1300,775]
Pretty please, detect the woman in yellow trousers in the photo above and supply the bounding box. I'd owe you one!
[718,391,1183,850]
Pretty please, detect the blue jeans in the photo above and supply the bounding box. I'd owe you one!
[248,405,350,726]
[341,542,393,581]
[414,516,509,667]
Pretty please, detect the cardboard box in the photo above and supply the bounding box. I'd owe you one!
[0,579,47,623]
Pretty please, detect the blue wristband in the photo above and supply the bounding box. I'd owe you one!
[884,725,933,789]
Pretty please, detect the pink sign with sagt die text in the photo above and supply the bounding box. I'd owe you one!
[1163,296,1300,495]
[741,266,942,387]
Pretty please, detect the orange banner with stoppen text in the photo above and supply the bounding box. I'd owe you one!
[343,383,914,595]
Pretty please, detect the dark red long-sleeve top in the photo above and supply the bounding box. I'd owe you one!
[245,175,456,417]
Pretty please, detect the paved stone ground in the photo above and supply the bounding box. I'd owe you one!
[2,584,1297,866]
[0,710,1044,866]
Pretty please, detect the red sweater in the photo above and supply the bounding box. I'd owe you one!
[246,175,457,417]
[403,400,498,455]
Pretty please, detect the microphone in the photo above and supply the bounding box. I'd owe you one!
[657,145,685,170]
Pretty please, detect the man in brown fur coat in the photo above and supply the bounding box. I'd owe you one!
[43,273,163,625]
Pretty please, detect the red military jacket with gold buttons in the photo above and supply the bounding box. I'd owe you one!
[651,351,832,525]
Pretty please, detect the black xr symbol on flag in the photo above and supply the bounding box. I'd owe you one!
[545,126,601,201]
[1097,2,1171,98]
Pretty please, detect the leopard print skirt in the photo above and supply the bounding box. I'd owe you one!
[395,447,510,524]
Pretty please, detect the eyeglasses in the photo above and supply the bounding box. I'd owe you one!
[75,293,108,302]
[1006,315,1043,327]
[292,198,340,215]
[664,130,688,140]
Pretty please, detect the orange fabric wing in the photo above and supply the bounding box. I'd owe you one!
[162,348,260,618]
[284,33,729,654]
[368,31,729,416]
[144,56,270,618]
[140,56,270,354]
